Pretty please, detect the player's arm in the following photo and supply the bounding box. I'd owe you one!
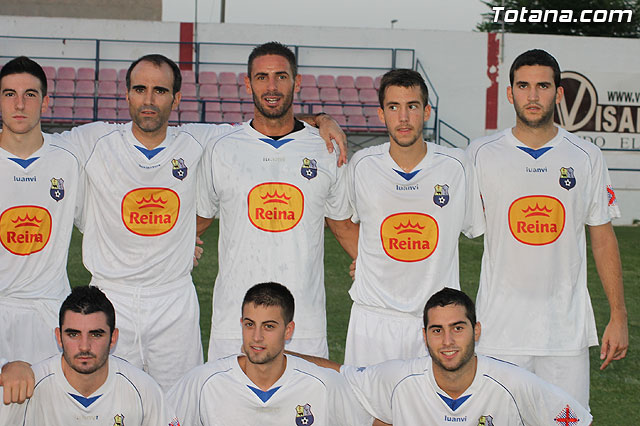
[588,222,628,370]
[326,218,359,260]
[297,113,348,166]
[0,361,34,404]
[285,351,342,371]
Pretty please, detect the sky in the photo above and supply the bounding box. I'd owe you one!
[162,0,489,32]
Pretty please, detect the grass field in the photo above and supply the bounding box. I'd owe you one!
[67,224,639,422]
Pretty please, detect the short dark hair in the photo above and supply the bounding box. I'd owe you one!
[126,54,182,94]
[59,286,116,335]
[509,49,561,88]
[242,282,295,324]
[0,56,48,96]
[423,287,476,329]
[378,68,429,108]
[247,41,297,78]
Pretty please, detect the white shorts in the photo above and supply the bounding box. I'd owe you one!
[344,303,427,367]
[479,350,590,408]
[0,297,62,364]
[93,277,203,391]
[208,335,329,362]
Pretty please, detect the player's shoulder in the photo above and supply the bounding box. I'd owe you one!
[430,142,468,167]
[30,355,60,385]
[172,355,237,392]
[109,356,164,394]
[344,356,428,386]
[287,355,346,387]
[177,122,236,146]
[556,127,603,155]
[477,355,542,388]
[467,129,509,154]
[350,142,389,168]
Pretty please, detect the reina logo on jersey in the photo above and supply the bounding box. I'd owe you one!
[248,182,304,232]
[121,188,180,236]
[380,212,439,262]
[508,195,565,246]
[0,206,52,256]
[295,403,315,426]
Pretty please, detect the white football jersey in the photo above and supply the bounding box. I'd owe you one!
[342,355,592,426]
[168,354,372,426]
[467,127,620,355]
[16,355,179,426]
[197,121,350,341]
[0,132,82,300]
[347,142,483,315]
[59,122,231,287]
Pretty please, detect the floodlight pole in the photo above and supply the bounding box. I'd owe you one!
[221,0,226,23]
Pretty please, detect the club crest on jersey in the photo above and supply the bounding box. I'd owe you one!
[301,157,318,180]
[113,414,125,426]
[433,184,449,207]
[50,177,65,201]
[169,418,181,426]
[559,167,576,190]
[295,403,315,426]
[554,405,580,425]
[171,158,188,180]
[478,415,494,426]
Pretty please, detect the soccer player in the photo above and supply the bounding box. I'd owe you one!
[0,56,83,364]
[196,42,353,359]
[343,69,483,366]
[297,288,593,426]
[466,49,628,406]
[54,53,346,390]
[0,285,179,425]
[168,282,372,426]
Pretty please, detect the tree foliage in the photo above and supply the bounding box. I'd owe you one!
[477,0,640,38]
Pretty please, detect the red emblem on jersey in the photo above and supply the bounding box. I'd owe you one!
[606,185,617,206]
[554,404,580,425]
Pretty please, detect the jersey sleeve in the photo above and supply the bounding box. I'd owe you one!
[135,374,181,426]
[195,139,220,219]
[57,121,118,165]
[340,362,401,424]
[166,367,205,426]
[346,157,360,224]
[324,368,373,426]
[515,369,592,426]
[461,148,485,238]
[586,148,620,225]
[0,394,26,426]
[180,122,235,148]
[325,150,352,220]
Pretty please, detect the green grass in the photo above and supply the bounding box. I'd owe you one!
[67,225,639,422]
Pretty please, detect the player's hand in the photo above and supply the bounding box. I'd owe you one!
[316,113,348,166]
[349,259,356,281]
[599,315,628,370]
[0,361,34,404]
[193,236,204,267]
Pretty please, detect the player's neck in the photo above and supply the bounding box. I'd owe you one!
[0,125,44,159]
[389,139,427,172]
[511,120,558,149]
[432,355,477,400]
[252,112,295,139]
[238,353,287,391]
[60,356,109,398]
[131,121,169,150]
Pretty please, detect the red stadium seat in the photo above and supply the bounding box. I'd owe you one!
[299,87,320,102]
[43,66,56,80]
[52,106,73,123]
[218,72,237,86]
[374,75,383,90]
[180,111,200,123]
[237,72,248,85]
[182,70,196,84]
[219,84,239,99]
[97,98,117,109]
[238,86,252,100]
[346,114,367,132]
[319,87,339,103]
[77,67,95,81]
[179,98,199,112]
[97,108,117,121]
[98,68,117,82]
[169,110,179,123]
[340,88,359,103]
[117,69,128,82]
[363,106,379,118]
[343,105,363,116]
[222,112,243,123]
[55,79,74,95]
[204,100,221,113]
[300,74,317,88]
[57,67,76,81]
[205,111,223,123]
[359,88,378,104]
[317,75,336,88]
[118,108,130,120]
[321,104,343,116]
[199,71,217,85]
[221,101,241,113]
[74,107,94,123]
[336,75,355,89]
[199,84,219,99]
[241,102,254,113]
[98,81,117,96]
[355,76,374,90]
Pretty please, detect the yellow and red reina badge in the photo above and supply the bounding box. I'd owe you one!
[380,212,439,262]
[248,182,304,232]
[121,188,180,236]
[508,195,565,245]
[0,206,52,255]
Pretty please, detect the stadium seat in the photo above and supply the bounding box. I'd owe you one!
[332,114,347,126]
[219,84,239,99]
[57,67,76,81]
[346,114,367,132]
[242,112,253,121]
[199,83,219,99]
[237,72,248,85]
[300,74,317,88]
[374,75,383,90]
[53,80,75,108]
[218,72,237,86]
[117,69,128,82]
[299,87,320,102]
[43,66,56,80]
[180,83,197,98]
[98,68,117,82]
[321,104,343,116]
[359,88,378,104]
[241,101,254,113]
[52,106,73,123]
[117,108,130,120]
[74,107,94,123]
[339,88,359,103]
[117,81,127,96]
[222,112,243,123]
[75,80,95,108]
[336,75,355,89]
[117,99,128,109]
[168,111,178,124]
[319,87,339,103]
[317,75,336,88]
[238,86,252,100]
[180,111,200,123]
[98,98,117,109]
[343,105,363,116]
[204,100,221,113]
[205,111,223,123]
[98,81,117,96]
[182,70,196,84]
[97,108,117,121]
[221,101,241,113]
[77,67,95,81]
[363,106,379,118]
[46,79,55,95]
[355,76,374,90]
[179,98,199,112]
[199,71,217,85]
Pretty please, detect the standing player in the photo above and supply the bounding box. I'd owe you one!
[0,56,82,364]
[168,282,371,426]
[467,49,628,406]
[196,42,353,359]
[55,54,346,390]
[0,286,179,426]
[343,69,483,366]
[297,288,593,426]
